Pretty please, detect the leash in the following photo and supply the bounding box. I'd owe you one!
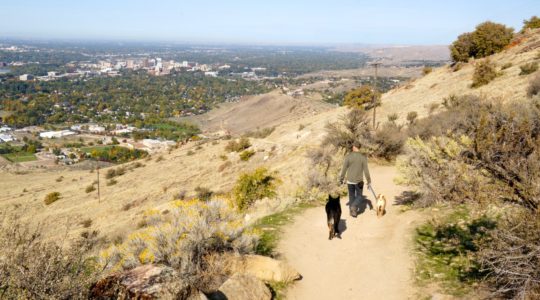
[368,184,377,199]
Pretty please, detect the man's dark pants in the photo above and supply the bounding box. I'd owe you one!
[347,181,364,205]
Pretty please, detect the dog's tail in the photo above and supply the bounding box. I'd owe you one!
[327,213,334,225]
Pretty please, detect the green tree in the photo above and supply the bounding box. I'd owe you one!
[343,85,381,110]
[522,16,540,31]
[450,21,514,63]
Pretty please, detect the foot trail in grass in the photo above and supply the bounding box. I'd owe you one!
[279,165,422,300]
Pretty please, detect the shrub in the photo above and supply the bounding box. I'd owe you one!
[44,192,61,205]
[107,179,117,186]
[323,108,406,160]
[519,62,538,75]
[406,111,418,125]
[343,85,381,110]
[99,200,258,294]
[233,168,280,211]
[186,150,195,156]
[239,149,255,161]
[472,60,498,88]
[85,184,96,193]
[478,210,540,298]
[244,127,275,139]
[501,62,512,70]
[450,21,514,62]
[422,66,433,75]
[371,123,407,161]
[56,176,64,182]
[80,218,92,228]
[428,103,439,115]
[528,73,540,98]
[387,113,399,123]
[522,15,540,31]
[224,137,251,152]
[105,167,126,179]
[194,186,213,201]
[0,216,99,299]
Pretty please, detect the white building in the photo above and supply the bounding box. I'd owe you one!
[19,74,34,81]
[39,130,76,139]
[204,71,218,77]
[0,133,14,142]
[88,125,106,133]
[0,126,12,132]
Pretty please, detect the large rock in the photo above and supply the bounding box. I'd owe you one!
[229,254,302,283]
[89,264,188,300]
[214,274,271,300]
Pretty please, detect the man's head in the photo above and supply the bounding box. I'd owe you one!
[352,141,361,152]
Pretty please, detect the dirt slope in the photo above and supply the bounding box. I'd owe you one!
[279,165,423,300]
[183,90,334,135]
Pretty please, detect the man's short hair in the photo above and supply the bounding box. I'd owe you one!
[352,141,362,149]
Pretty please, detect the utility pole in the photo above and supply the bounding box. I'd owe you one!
[370,62,382,128]
[96,164,101,203]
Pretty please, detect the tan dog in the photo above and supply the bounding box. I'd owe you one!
[375,194,387,217]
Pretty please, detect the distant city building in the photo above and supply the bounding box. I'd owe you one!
[0,126,12,132]
[205,71,218,77]
[39,130,76,139]
[19,74,34,81]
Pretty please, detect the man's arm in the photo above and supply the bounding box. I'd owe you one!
[363,156,371,185]
[339,156,349,183]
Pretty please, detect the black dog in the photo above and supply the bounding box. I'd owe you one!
[325,195,342,240]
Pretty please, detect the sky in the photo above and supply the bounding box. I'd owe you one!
[0,0,538,45]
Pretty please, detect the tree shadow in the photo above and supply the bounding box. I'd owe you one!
[394,191,421,205]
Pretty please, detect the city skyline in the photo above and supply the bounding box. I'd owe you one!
[1,0,539,45]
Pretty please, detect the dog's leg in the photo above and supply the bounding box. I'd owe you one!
[328,222,334,240]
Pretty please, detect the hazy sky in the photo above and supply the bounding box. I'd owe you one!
[1,0,538,45]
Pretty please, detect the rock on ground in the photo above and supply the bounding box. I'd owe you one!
[212,274,271,300]
[228,254,302,283]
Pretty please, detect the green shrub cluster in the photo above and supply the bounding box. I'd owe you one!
[233,168,280,211]
[239,149,255,161]
[522,15,540,31]
[450,21,514,63]
[224,137,251,152]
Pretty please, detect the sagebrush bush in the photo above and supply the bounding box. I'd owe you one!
[85,184,96,193]
[194,186,213,201]
[472,59,498,88]
[406,111,418,125]
[233,168,280,211]
[323,108,406,161]
[244,127,275,139]
[519,62,538,75]
[224,137,251,152]
[44,192,61,205]
[105,166,126,179]
[100,200,258,293]
[306,146,338,193]
[422,66,433,75]
[239,149,255,161]
[528,73,540,98]
[450,21,514,63]
[0,216,99,299]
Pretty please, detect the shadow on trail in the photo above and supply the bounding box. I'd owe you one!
[347,195,373,217]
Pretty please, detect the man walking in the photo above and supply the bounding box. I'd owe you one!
[339,141,371,216]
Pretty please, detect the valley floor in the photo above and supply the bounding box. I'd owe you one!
[279,165,423,300]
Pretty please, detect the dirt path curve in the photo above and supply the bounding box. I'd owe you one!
[279,165,423,300]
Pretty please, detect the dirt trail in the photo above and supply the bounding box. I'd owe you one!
[279,165,422,300]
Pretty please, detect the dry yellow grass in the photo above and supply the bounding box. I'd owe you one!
[1,29,539,244]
